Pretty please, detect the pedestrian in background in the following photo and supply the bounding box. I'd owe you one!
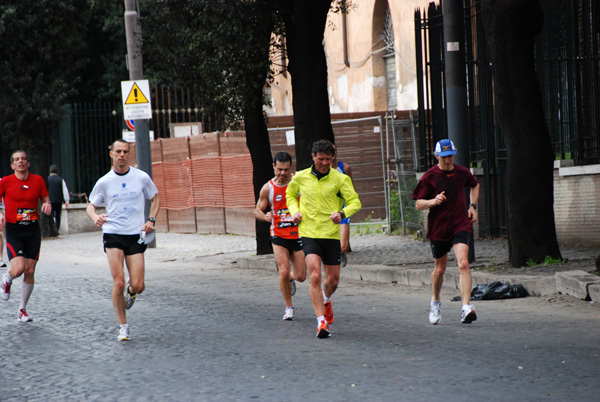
[332,145,353,267]
[48,164,70,233]
[287,139,361,338]
[0,150,52,322]
[412,139,479,325]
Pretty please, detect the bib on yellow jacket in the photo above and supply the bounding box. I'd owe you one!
[286,166,361,240]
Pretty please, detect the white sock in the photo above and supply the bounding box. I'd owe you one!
[431,298,441,306]
[3,272,13,283]
[20,283,34,310]
[120,323,129,330]
[316,315,325,325]
[322,291,331,303]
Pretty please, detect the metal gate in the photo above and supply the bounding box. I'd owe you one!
[384,111,421,235]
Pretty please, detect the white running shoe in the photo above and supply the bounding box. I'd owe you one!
[283,307,295,321]
[429,300,441,325]
[124,280,136,310]
[461,304,477,324]
[18,309,33,322]
[0,262,7,268]
[117,326,130,341]
[290,279,296,296]
[1,274,11,301]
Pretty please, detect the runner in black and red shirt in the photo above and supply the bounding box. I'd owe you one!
[412,139,480,325]
[0,150,52,322]
[255,152,306,321]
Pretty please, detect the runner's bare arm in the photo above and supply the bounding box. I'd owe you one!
[142,195,160,233]
[86,202,107,227]
[254,183,272,222]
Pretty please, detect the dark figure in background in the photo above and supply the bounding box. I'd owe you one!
[48,165,70,232]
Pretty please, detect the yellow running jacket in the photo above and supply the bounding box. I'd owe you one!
[286,166,361,240]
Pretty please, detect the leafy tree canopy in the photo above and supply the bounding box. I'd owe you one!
[0,0,91,154]
[141,0,280,130]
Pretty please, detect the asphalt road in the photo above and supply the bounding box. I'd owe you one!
[0,234,599,401]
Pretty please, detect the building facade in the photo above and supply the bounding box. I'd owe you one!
[267,0,434,116]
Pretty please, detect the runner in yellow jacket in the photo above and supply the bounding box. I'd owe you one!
[286,139,361,338]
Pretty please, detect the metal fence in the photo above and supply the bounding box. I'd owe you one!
[52,86,213,195]
[414,0,600,237]
[536,0,600,163]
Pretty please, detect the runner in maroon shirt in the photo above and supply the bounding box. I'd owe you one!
[0,150,52,322]
[412,139,480,325]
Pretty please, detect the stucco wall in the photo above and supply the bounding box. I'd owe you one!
[268,0,435,116]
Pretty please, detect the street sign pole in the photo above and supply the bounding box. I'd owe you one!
[124,0,155,247]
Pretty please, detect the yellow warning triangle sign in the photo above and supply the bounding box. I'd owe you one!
[125,83,150,104]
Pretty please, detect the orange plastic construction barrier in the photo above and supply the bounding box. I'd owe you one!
[152,155,254,211]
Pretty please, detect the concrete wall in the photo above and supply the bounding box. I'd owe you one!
[59,203,103,234]
[553,162,600,246]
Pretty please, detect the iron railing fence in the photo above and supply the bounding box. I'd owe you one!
[53,86,214,195]
[536,0,600,164]
[415,0,600,236]
[463,0,507,237]
[415,0,507,237]
[414,3,446,172]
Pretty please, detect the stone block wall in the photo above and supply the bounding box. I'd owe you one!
[59,204,103,234]
[553,163,600,246]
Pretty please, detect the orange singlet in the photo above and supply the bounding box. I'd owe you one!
[268,179,299,239]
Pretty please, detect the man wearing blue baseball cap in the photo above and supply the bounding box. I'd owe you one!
[412,139,480,325]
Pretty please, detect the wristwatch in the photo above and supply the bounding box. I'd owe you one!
[147,217,156,224]
[469,204,477,210]
[339,211,346,220]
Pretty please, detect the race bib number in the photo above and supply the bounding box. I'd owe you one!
[17,208,38,222]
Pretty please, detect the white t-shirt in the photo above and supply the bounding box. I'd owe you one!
[89,167,158,235]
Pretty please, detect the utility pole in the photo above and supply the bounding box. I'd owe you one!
[124,0,155,246]
[443,0,474,262]
[443,0,468,166]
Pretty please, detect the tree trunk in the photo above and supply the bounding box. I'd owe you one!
[243,1,276,256]
[481,0,561,266]
[244,103,274,256]
[282,0,335,169]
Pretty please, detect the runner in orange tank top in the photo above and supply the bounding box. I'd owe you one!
[255,152,307,321]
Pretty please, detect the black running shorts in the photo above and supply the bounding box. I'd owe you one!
[301,237,341,266]
[103,233,147,256]
[5,222,42,261]
[271,236,302,254]
[430,231,471,259]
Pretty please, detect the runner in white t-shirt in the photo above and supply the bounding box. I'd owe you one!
[87,139,160,341]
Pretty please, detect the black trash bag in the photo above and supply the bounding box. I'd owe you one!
[470,281,529,300]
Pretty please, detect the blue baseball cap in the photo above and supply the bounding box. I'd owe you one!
[435,139,457,157]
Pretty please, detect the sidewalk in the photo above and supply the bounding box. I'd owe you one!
[231,234,600,302]
[37,231,600,302]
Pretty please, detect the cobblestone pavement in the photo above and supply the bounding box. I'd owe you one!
[0,232,598,401]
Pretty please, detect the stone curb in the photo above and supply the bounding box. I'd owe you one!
[232,257,600,302]
[555,270,600,301]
